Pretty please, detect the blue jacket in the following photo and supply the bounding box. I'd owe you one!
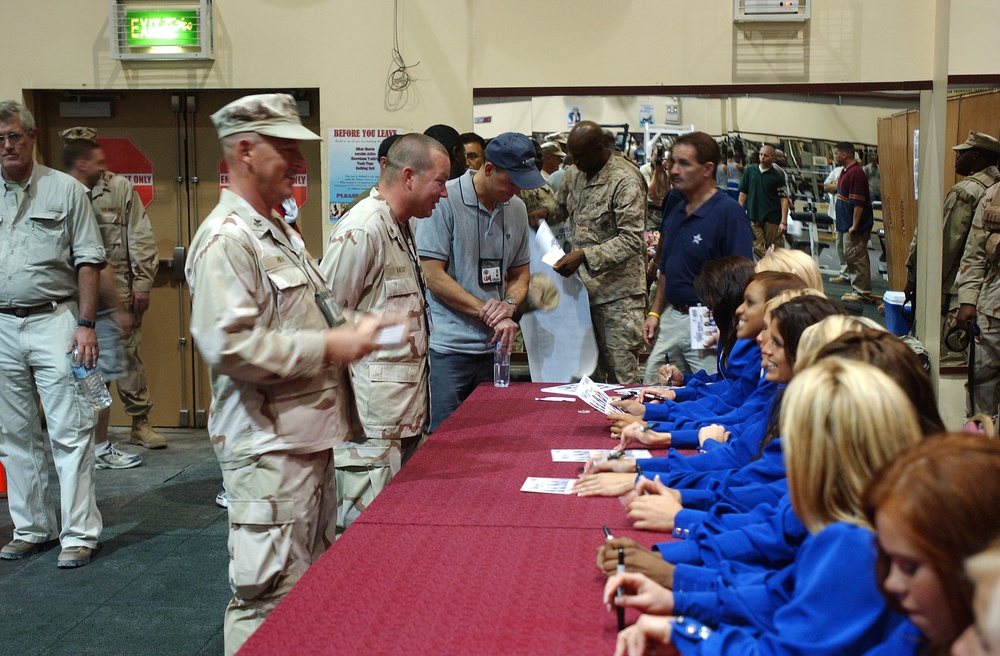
[670,522,904,656]
[640,383,779,481]
[656,340,763,420]
[861,619,926,655]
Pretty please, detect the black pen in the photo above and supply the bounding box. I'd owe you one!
[616,548,626,631]
[602,524,613,540]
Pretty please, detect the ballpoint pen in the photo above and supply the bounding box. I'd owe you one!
[616,548,626,631]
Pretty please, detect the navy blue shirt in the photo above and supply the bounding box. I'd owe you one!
[658,189,754,307]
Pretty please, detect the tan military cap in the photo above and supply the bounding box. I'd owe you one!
[541,142,565,158]
[525,273,560,313]
[544,131,568,146]
[211,93,320,141]
[60,127,98,142]
[953,130,1000,154]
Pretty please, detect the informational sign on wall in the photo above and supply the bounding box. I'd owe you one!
[220,158,309,209]
[328,128,400,221]
[97,137,154,208]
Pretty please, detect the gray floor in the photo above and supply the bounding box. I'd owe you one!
[0,427,229,656]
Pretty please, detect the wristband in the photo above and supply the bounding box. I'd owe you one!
[77,319,96,328]
[647,311,660,319]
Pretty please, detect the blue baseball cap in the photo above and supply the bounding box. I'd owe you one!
[484,132,546,190]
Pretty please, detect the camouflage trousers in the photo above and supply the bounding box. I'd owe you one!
[752,221,783,261]
[111,314,153,418]
[940,299,967,368]
[590,294,644,385]
[220,449,336,656]
[334,434,424,537]
[970,313,1000,419]
[642,304,718,384]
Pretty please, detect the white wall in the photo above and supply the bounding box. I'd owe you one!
[475,95,896,144]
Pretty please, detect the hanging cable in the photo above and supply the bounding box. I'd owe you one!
[385,0,419,111]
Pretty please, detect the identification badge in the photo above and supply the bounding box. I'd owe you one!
[315,290,346,328]
[480,258,502,286]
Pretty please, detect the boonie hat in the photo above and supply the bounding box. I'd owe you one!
[541,142,566,158]
[485,132,546,190]
[953,130,1000,155]
[60,127,98,142]
[211,93,320,141]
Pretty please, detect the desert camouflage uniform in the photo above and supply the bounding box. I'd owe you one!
[520,182,557,217]
[186,189,354,652]
[321,188,429,536]
[90,170,159,416]
[957,182,1000,416]
[907,166,1000,365]
[549,157,646,384]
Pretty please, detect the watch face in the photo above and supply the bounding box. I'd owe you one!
[504,296,517,305]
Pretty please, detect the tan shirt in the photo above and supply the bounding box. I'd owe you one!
[0,163,104,306]
[90,170,158,302]
[186,189,353,465]
[322,188,429,442]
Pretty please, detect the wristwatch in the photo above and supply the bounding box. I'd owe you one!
[503,296,517,307]
[77,319,96,328]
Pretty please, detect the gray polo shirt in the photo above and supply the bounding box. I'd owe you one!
[415,170,530,355]
[0,163,105,306]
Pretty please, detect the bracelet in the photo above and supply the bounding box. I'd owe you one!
[77,319,95,328]
[647,311,660,319]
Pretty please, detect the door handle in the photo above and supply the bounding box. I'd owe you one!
[172,246,186,282]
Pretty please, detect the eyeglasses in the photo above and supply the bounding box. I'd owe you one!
[0,132,27,146]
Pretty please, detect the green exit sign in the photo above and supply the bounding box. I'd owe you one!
[126,10,198,47]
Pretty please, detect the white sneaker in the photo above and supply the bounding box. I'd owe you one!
[215,490,229,509]
[95,444,143,470]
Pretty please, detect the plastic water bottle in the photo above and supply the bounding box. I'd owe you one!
[494,343,510,388]
[70,345,113,411]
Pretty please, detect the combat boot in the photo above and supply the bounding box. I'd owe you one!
[129,417,167,449]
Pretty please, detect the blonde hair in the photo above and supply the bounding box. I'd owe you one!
[756,248,824,291]
[763,287,826,316]
[780,358,923,533]
[795,316,885,373]
[966,544,1000,646]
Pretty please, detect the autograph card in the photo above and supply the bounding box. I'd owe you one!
[375,324,406,347]
[575,375,614,414]
[551,449,653,462]
[690,306,719,350]
[520,477,576,494]
[535,220,567,267]
[540,382,618,395]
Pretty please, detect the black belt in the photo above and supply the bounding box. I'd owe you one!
[0,298,70,318]
[669,303,692,314]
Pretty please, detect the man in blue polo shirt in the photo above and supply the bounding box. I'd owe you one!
[642,132,755,383]
[416,132,544,431]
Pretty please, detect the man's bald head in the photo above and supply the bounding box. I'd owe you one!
[567,121,610,175]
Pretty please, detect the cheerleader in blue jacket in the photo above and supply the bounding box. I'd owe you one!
[603,358,921,655]
[575,293,841,499]
[607,271,806,436]
[596,328,945,602]
[862,435,1000,656]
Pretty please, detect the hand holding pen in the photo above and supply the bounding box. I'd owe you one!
[602,527,626,632]
[602,571,676,615]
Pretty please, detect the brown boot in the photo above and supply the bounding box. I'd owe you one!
[129,418,167,449]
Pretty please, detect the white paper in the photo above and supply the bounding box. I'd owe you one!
[785,217,803,237]
[551,449,653,462]
[540,382,619,395]
[575,375,614,414]
[521,477,577,494]
[534,220,566,267]
[375,324,406,347]
[689,306,719,350]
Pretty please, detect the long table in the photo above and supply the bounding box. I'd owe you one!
[240,382,672,655]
